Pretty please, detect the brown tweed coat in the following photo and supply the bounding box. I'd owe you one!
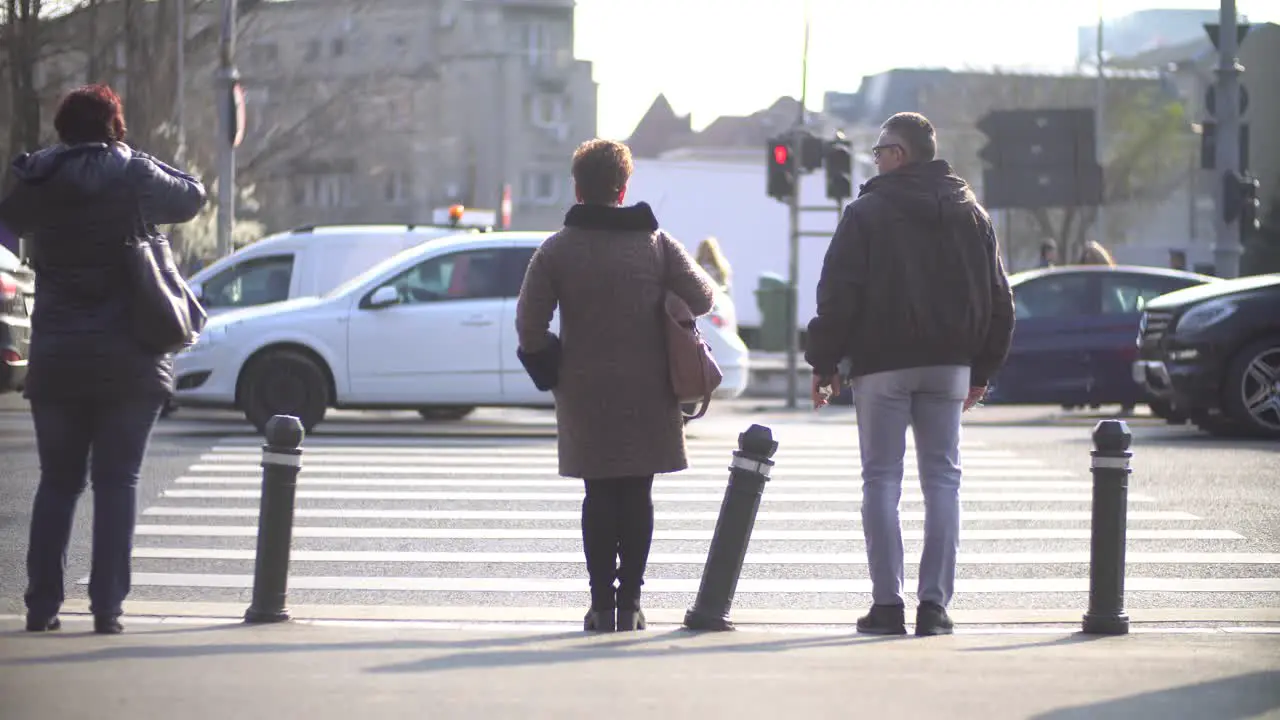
[515,202,715,480]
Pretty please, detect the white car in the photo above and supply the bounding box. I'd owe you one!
[173,231,750,432]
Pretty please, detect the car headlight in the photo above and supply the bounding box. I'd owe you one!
[1175,299,1236,335]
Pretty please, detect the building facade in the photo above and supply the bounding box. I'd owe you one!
[235,0,596,232]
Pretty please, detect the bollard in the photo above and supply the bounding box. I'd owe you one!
[244,415,305,624]
[1081,419,1132,635]
[683,424,778,631]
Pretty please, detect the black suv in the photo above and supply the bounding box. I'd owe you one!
[0,244,34,394]
[1134,273,1280,438]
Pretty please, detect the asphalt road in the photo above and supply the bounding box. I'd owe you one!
[2,397,1277,627]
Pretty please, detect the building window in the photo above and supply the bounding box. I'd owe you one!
[384,170,412,205]
[523,22,554,67]
[331,37,346,57]
[304,39,321,61]
[295,173,354,208]
[521,170,559,205]
[528,93,566,128]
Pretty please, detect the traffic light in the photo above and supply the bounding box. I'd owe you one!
[1240,174,1261,233]
[767,137,796,201]
[824,133,853,201]
[1222,171,1260,228]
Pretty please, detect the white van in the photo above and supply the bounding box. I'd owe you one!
[187,224,480,316]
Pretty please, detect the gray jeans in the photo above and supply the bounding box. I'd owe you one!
[850,365,969,608]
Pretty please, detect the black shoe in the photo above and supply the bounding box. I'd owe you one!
[584,609,615,633]
[616,608,646,632]
[856,603,907,635]
[915,602,954,636]
[93,616,124,635]
[25,615,61,632]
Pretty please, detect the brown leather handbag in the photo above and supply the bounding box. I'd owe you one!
[658,233,723,419]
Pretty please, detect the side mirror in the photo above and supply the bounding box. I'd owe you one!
[366,285,399,309]
[188,281,203,300]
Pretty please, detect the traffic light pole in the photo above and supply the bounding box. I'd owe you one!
[785,170,801,410]
[216,0,239,259]
[1213,0,1244,278]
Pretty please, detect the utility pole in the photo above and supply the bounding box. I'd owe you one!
[175,0,186,163]
[216,0,240,258]
[784,3,810,410]
[1094,6,1106,250]
[1212,0,1244,278]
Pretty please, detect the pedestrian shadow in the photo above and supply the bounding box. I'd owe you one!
[1030,670,1280,720]
[365,629,907,675]
[959,632,1107,653]
[2,625,906,672]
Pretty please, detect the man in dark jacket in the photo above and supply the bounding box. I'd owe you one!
[805,112,1015,637]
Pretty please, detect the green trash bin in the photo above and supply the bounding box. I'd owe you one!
[754,273,792,352]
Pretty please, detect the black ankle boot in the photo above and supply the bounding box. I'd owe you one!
[94,616,124,635]
[25,615,61,632]
[616,584,645,631]
[584,587,616,633]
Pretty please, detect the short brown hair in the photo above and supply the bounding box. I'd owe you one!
[571,139,633,205]
[881,112,936,163]
[54,84,127,145]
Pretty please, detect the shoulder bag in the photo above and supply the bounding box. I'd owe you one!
[657,233,723,420]
[123,194,207,354]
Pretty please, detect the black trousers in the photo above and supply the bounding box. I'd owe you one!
[582,475,655,611]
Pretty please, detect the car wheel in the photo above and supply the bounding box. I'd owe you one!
[1221,336,1280,439]
[242,349,329,435]
[418,406,475,421]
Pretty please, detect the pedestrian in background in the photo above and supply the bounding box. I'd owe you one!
[695,236,732,293]
[1037,238,1057,268]
[1078,240,1116,266]
[515,139,714,632]
[0,84,206,634]
[805,112,1015,636]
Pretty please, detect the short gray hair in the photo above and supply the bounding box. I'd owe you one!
[881,112,936,163]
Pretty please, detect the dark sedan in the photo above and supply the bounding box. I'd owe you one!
[0,244,34,394]
[983,265,1217,412]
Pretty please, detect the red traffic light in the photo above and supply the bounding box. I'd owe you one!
[772,145,788,166]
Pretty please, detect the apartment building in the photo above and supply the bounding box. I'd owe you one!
[238,0,597,232]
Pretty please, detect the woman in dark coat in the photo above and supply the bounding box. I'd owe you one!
[0,84,206,634]
[516,139,715,632]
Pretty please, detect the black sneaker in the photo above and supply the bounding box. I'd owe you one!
[915,602,954,636]
[855,603,907,635]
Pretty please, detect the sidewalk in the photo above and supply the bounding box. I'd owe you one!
[2,617,1277,719]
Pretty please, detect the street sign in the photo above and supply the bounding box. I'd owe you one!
[1204,22,1251,50]
[977,108,1103,210]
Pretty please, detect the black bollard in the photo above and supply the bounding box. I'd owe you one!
[683,424,778,632]
[244,415,305,624]
[1082,419,1132,635]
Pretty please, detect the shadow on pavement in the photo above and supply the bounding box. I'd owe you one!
[1,625,905,673]
[1030,670,1280,720]
[959,632,1105,653]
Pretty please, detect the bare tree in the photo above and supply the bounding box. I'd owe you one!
[3,0,44,192]
[923,71,1193,264]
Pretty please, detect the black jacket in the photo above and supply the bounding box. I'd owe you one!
[805,160,1014,387]
[0,142,206,400]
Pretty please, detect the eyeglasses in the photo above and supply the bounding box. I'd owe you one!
[871,144,904,159]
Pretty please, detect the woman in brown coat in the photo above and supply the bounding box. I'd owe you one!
[515,139,715,632]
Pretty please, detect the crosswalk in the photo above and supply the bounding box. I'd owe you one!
[94,421,1280,626]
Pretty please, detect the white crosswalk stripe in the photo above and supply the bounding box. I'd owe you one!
[90,424,1279,625]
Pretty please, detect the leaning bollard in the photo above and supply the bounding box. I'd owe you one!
[244,415,305,624]
[1082,419,1132,635]
[683,424,778,632]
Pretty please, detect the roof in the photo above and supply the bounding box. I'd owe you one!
[1008,264,1219,287]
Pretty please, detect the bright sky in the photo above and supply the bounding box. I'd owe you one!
[574,0,1280,140]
